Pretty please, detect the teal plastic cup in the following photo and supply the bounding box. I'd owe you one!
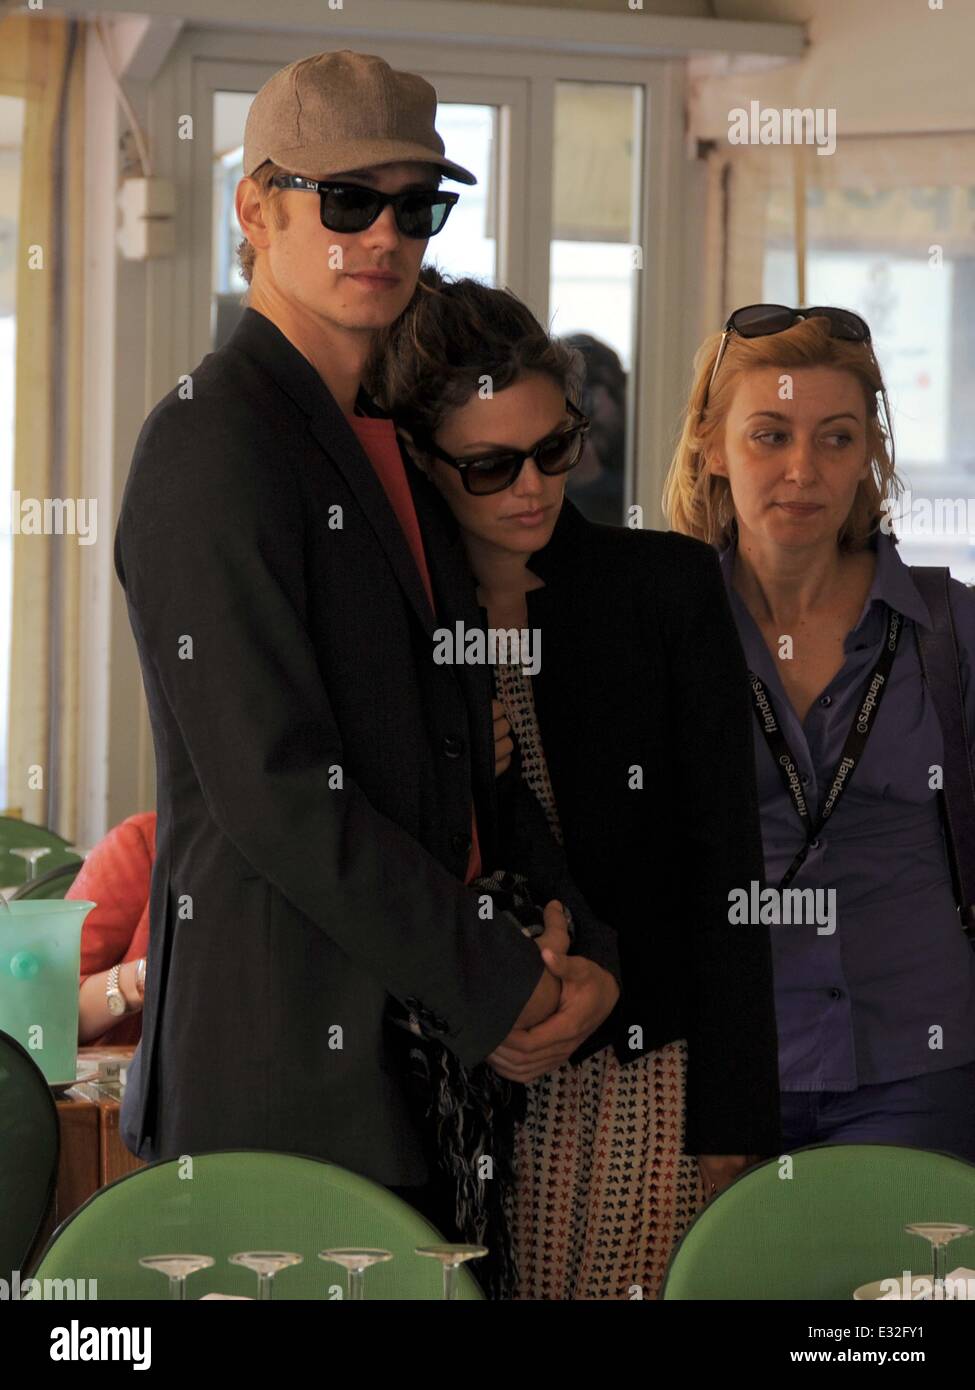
[0,899,96,1085]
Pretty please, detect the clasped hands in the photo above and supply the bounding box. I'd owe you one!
[487,899,619,1084]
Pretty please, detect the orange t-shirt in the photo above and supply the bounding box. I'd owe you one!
[347,414,483,882]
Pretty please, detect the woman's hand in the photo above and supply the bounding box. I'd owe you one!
[121,958,145,1009]
[493,698,514,777]
[696,1153,759,1198]
[510,900,569,1029]
[533,899,571,957]
[78,957,146,1043]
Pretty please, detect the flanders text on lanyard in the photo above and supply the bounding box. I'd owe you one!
[748,605,904,890]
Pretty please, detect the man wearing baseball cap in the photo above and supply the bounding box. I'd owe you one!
[115,50,619,1233]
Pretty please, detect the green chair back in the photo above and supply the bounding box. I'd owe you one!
[0,1029,59,1284]
[662,1144,975,1300]
[9,861,81,901]
[0,816,82,889]
[29,1149,484,1300]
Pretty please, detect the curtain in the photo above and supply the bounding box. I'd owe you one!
[0,14,86,835]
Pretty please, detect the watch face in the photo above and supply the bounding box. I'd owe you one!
[107,991,126,1017]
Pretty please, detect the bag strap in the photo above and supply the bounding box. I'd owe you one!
[909,566,975,941]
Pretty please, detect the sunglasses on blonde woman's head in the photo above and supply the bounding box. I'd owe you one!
[703,304,872,409]
[408,399,590,496]
[270,174,459,238]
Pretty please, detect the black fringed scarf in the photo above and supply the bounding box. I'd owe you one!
[387,867,559,1301]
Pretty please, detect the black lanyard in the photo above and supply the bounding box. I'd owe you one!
[748,605,904,889]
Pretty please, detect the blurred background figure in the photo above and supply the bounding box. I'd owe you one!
[563,333,627,527]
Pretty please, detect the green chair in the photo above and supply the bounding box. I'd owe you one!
[0,816,82,890]
[8,861,81,901]
[662,1144,975,1300]
[0,1028,59,1286]
[28,1150,485,1299]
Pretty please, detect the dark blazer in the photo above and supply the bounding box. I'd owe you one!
[113,308,617,1185]
[491,497,781,1156]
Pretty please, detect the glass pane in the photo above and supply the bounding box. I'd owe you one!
[0,95,25,808]
[423,104,497,283]
[212,91,252,348]
[549,82,643,527]
[763,172,975,581]
[210,94,498,348]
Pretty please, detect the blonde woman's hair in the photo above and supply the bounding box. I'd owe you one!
[663,315,902,552]
[235,159,292,288]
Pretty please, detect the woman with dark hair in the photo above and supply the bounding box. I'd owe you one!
[366,268,780,1299]
[665,306,975,1162]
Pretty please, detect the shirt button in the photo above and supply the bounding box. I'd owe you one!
[442,736,464,759]
[828,987,843,1000]
[801,775,810,786]
[451,832,472,856]
[809,838,822,850]
[819,695,832,708]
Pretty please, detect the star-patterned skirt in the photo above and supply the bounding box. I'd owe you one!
[507,1038,708,1299]
[492,656,708,1299]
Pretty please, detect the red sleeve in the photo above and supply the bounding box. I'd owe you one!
[71,813,155,984]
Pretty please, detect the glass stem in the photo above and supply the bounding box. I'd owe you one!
[349,1269,365,1301]
[258,1273,272,1301]
[933,1241,946,1300]
[443,1264,458,1301]
[170,1276,185,1301]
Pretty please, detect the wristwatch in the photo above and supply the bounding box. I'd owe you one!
[106,964,128,1017]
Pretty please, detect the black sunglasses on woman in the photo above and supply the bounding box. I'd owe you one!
[407,398,590,496]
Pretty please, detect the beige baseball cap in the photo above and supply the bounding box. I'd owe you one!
[242,50,477,186]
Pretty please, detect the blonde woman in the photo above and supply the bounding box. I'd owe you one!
[665,305,975,1161]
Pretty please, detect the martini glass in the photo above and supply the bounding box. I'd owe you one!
[318,1248,393,1300]
[904,1222,973,1300]
[414,1244,487,1300]
[138,1254,215,1299]
[11,846,51,881]
[228,1251,303,1300]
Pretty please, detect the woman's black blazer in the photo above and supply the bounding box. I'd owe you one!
[497,498,781,1156]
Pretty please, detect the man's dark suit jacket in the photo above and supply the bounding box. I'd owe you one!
[494,498,781,1156]
[113,307,618,1185]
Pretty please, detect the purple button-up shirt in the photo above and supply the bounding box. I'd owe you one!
[720,532,975,1092]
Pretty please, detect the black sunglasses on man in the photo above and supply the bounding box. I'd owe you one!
[271,174,459,239]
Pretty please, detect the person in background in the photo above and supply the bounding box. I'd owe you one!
[563,333,626,526]
[370,268,779,1300]
[72,811,155,1045]
[665,305,975,1163]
